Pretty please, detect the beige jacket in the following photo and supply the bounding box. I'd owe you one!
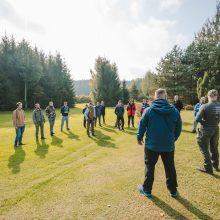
[12,109,25,128]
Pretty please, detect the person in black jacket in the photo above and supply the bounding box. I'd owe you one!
[173,95,183,112]
[82,104,88,128]
[100,101,106,124]
[60,101,70,131]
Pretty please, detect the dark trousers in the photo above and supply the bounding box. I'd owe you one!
[117,116,124,130]
[143,148,178,192]
[128,116,134,127]
[101,114,105,124]
[35,123,44,138]
[83,117,86,128]
[15,126,25,145]
[197,127,219,171]
[87,119,94,135]
[95,116,101,127]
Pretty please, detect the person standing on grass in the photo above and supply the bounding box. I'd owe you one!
[12,102,26,147]
[141,99,150,116]
[127,98,136,128]
[173,95,183,112]
[33,103,46,141]
[115,100,125,130]
[60,101,70,131]
[84,102,96,137]
[45,101,56,136]
[196,89,220,174]
[137,89,182,198]
[95,101,102,127]
[192,97,206,133]
[100,101,106,125]
[82,104,88,128]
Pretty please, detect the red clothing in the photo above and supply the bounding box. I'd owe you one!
[127,103,136,116]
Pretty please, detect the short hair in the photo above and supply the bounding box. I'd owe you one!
[208,89,219,97]
[155,89,167,99]
[16,102,22,107]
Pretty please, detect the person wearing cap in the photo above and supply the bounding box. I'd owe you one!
[192,97,206,133]
[12,102,26,147]
[32,103,46,141]
[60,101,70,131]
[196,89,220,174]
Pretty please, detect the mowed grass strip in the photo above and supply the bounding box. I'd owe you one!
[0,104,220,220]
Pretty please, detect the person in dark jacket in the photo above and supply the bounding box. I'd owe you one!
[195,89,220,174]
[95,102,102,127]
[82,104,88,128]
[100,101,106,124]
[45,101,56,136]
[84,102,96,137]
[33,103,46,140]
[115,100,125,130]
[137,89,182,198]
[173,95,183,112]
[141,99,150,116]
[60,101,70,131]
[127,98,136,128]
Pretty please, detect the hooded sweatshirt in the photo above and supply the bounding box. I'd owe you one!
[137,99,182,152]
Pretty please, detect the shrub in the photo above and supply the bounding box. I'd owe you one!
[75,95,92,104]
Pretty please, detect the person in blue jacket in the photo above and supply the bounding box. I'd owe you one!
[192,97,206,133]
[115,100,125,130]
[137,89,182,198]
[60,101,70,131]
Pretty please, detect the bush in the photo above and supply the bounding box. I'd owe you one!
[184,105,194,111]
[75,95,92,104]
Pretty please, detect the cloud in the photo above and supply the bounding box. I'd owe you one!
[0,0,44,32]
[159,0,183,10]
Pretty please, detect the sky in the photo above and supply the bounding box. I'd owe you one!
[0,0,217,80]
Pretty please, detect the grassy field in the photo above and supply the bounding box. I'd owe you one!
[0,104,220,220]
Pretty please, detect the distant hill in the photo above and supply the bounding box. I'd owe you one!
[74,79,142,96]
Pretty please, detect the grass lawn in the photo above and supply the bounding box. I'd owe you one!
[0,104,219,220]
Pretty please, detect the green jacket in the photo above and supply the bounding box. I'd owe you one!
[33,108,45,124]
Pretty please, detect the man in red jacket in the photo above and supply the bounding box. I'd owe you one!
[127,98,136,128]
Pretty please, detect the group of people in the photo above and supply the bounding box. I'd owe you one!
[12,101,70,147]
[137,89,220,198]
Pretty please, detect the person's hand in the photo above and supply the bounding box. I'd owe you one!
[138,140,144,145]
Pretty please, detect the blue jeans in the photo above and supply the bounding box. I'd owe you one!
[61,116,69,131]
[15,126,25,145]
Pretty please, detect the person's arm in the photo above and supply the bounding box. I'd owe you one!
[114,106,118,115]
[32,111,36,124]
[42,111,46,123]
[12,111,17,128]
[175,113,182,141]
[84,109,89,120]
[137,109,149,145]
[195,105,206,124]
[94,107,96,118]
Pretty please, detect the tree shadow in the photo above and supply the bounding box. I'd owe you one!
[8,147,26,174]
[151,196,188,220]
[176,195,213,220]
[35,139,49,159]
[91,130,117,148]
[63,130,80,140]
[51,135,63,148]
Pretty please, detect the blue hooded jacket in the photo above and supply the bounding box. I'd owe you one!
[137,99,182,152]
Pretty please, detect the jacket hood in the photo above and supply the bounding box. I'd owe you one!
[151,99,175,115]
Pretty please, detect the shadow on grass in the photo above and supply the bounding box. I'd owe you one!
[151,196,188,220]
[182,121,193,126]
[176,195,213,220]
[123,128,137,136]
[213,173,220,180]
[182,129,193,134]
[91,130,117,148]
[101,126,117,133]
[8,147,26,174]
[63,130,80,141]
[51,135,63,148]
[35,139,49,159]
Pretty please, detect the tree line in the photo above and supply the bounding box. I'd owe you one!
[0,34,75,110]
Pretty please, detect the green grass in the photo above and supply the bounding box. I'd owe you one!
[0,104,219,219]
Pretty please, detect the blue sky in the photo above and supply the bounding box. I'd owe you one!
[0,0,217,80]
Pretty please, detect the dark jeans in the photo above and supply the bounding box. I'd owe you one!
[95,115,101,126]
[15,125,25,145]
[117,116,124,130]
[83,117,86,128]
[101,114,105,124]
[143,148,178,193]
[35,123,44,138]
[87,119,94,135]
[128,116,134,127]
[49,117,55,133]
[197,127,219,171]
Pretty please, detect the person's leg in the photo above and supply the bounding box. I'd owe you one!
[128,116,130,127]
[161,151,178,193]
[143,148,159,193]
[87,120,90,136]
[117,116,120,129]
[210,128,219,169]
[103,114,105,124]
[197,128,213,172]
[61,116,64,131]
[121,117,124,130]
[192,120,197,132]
[19,126,25,144]
[36,124,39,139]
[66,116,69,130]
[83,118,86,128]
[40,123,44,138]
[98,115,101,126]
[115,118,118,127]
[15,128,21,146]
[132,116,134,127]
[91,120,95,135]
[49,118,53,134]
